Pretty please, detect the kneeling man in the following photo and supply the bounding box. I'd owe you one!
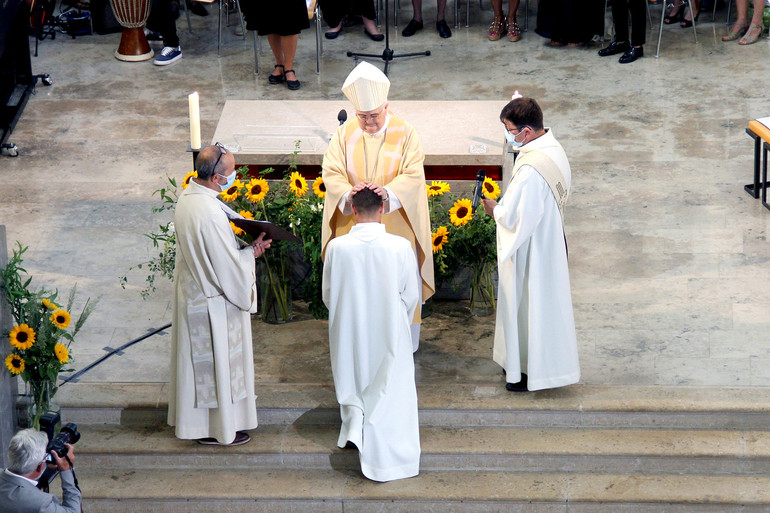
[322,185,421,482]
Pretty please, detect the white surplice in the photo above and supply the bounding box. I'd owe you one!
[168,180,259,444]
[492,129,580,391]
[322,223,421,482]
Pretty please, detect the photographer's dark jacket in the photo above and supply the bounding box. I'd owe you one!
[0,468,81,513]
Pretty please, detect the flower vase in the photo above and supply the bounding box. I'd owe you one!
[18,380,59,430]
[260,257,292,324]
[469,261,496,317]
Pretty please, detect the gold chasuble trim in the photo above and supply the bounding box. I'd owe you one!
[321,114,435,320]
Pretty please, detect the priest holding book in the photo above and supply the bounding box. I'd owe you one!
[321,62,434,352]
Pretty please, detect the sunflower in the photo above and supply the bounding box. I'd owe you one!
[288,172,309,197]
[482,177,501,200]
[9,324,35,350]
[50,309,72,329]
[54,343,69,364]
[426,180,450,197]
[41,298,58,310]
[220,179,243,202]
[312,177,326,198]
[5,354,24,375]
[449,198,473,226]
[431,226,449,253]
[182,171,198,190]
[238,210,254,220]
[230,221,245,236]
[245,178,269,202]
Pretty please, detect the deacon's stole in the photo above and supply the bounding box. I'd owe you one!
[321,115,435,305]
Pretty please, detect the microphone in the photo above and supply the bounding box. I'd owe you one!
[472,169,486,213]
[337,109,347,126]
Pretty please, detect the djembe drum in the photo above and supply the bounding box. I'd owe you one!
[109,0,153,61]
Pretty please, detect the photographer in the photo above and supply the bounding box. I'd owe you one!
[0,429,81,513]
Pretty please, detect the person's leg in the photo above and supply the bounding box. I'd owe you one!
[628,0,646,47]
[507,0,520,21]
[281,35,300,83]
[490,0,503,17]
[488,0,505,39]
[412,0,423,22]
[320,0,345,33]
[738,0,765,43]
[150,0,180,47]
[610,0,629,43]
[267,34,284,78]
[437,0,446,20]
[724,0,750,38]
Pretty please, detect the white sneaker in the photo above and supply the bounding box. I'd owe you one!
[153,46,182,66]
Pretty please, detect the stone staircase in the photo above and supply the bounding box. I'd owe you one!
[54,382,770,512]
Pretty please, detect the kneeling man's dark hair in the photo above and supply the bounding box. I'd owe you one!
[352,187,383,215]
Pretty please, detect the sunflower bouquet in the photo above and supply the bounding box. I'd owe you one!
[1,243,97,429]
[427,178,501,315]
[219,154,328,321]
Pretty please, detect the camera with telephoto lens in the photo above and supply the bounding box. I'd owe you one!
[44,423,81,462]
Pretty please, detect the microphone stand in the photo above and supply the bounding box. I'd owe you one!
[346,0,430,76]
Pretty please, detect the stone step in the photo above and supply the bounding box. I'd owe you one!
[68,468,770,513]
[75,423,770,475]
[60,383,770,429]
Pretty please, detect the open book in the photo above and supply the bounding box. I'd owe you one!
[219,202,301,243]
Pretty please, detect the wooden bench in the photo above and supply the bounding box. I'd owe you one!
[746,120,770,211]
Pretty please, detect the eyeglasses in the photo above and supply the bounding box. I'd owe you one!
[212,142,228,175]
[506,125,528,135]
[356,109,385,122]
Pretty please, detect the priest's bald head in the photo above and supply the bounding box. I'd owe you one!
[194,143,236,192]
[351,186,384,223]
[342,62,390,135]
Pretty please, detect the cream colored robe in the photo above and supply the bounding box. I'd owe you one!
[323,223,421,482]
[168,180,259,444]
[492,129,580,391]
[321,114,435,314]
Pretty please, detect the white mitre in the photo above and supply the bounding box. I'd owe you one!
[341,62,390,112]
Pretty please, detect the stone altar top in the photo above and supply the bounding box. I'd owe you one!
[211,100,508,169]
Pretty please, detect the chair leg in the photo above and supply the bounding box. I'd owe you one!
[656,0,666,57]
[217,0,222,56]
[394,0,399,28]
[252,30,258,75]
[466,0,470,27]
[315,6,322,74]
[688,0,698,44]
[183,0,192,33]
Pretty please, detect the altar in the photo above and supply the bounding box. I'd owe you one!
[211,100,513,182]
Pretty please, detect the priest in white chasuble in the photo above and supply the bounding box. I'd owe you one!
[321,61,434,352]
[481,96,580,392]
[169,144,271,446]
[323,186,421,482]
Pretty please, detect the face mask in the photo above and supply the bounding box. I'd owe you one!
[218,172,236,192]
[505,128,526,148]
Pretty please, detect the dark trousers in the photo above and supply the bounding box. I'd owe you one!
[147,0,180,47]
[319,0,376,28]
[611,0,646,47]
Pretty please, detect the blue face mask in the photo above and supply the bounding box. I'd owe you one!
[218,172,236,192]
[505,128,526,148]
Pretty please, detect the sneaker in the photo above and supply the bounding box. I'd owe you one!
[153,46,182,66]
[144,28,163,41]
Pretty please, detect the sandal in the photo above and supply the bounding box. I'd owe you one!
[664,3,682,24]
[488,15,505,41]
[739,24,764,45]
[506,18,521,42]
[285,69,301,90]
[722,22,749,41]
[268,64,285,85]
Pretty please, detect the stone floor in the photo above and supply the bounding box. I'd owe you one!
[2,2,770,392]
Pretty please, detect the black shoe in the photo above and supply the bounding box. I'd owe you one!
[186,0,208,17]
[505,373,528,392]
[618,45,643,63]
[325,28,341,39]
[401,19,423,37]
[436,19,452,38]
[285,69,300,90]
[364,28,384,41]
[597,40,629,56]
[268,64,284,85]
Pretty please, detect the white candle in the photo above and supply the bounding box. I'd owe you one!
[188,92,201,150]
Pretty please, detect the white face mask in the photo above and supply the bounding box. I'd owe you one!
[217,172,236,191]
[505,128,526,148]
